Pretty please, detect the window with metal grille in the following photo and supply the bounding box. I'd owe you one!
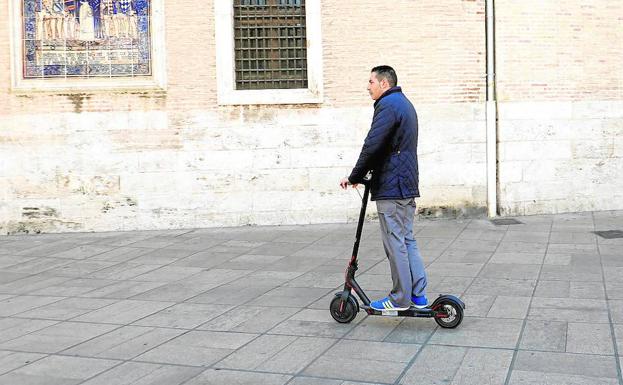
[234,0,307,90]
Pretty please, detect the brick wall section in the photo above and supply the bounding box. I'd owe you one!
[496,0,623,101]
[165,0,217,111]
[323,0,486,106]
[496,1,623,215]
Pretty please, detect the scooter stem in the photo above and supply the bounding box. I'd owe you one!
[351,182,370,260]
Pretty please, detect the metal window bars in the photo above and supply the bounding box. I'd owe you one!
[234,0,307,90]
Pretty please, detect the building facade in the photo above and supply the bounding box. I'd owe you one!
[1,0,621,234]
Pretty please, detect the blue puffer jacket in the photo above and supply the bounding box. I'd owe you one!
[348,86,420,201]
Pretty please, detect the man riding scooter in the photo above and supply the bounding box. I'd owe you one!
[339,65,428,312]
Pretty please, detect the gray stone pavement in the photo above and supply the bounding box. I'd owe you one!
[0,211,622,385]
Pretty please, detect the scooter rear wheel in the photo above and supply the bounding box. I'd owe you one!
[434,299,463,328]
[330,294,359,323]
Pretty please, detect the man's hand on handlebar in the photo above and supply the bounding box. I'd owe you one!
[339,177,358,190]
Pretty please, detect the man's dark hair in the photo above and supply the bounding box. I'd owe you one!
[371,65,398,87]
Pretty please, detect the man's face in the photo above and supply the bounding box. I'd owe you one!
[367,72,386,101]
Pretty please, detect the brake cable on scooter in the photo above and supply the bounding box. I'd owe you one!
[354,185,363,200]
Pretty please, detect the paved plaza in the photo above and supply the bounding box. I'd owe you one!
[0,211,622,385]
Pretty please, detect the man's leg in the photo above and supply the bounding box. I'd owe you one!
[377,199,412,308]
[404,199,427,300]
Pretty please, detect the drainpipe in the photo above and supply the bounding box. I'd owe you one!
[486,0,498,217]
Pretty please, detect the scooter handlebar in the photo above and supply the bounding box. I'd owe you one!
[348,179,370,187]
[346,173,372,187]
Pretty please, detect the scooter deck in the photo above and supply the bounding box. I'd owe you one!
[361,305,435,317]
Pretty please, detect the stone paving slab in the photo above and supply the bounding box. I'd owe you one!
[0,211,622,384]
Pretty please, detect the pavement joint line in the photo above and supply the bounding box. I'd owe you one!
[593,211,623,385]
[2,314,265,332]
[0,242,154,286]
[458,218,520,313]
[391,324,441,385]
[503,216,554,385]
[67,324,232,384]
[386,341,621,356]
[284,337,344,385]
[0,297,195,376]
[188,367,398,385]
[280,224,399,384]
[74,238,239,299]
[74,358,128,385]
[107,363,170,385]
[205,305,342,375]
[0,350,50,377]
[178,229,353,385]
[393,218,473,385]
[69,338,221,385]
[563,308,569,352]
[8,341,618,365]
[192,228,352,376]
[169,225,373,310]
[237,333,303,370]
[58,300,233,385]
[0,295,69,318]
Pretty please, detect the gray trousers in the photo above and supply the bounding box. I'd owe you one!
[376,198,427,307]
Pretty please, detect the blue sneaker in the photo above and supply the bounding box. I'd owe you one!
[411,295,428,309]
[370,297,409,311]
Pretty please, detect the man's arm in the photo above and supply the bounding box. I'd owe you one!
[347,103,396,183]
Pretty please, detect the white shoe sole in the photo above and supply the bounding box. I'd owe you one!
[371,305,409,311]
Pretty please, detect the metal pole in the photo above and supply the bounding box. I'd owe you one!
[486,0,498,218]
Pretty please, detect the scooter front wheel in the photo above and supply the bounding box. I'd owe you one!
[433,299,463,328]
[330,293,359,323]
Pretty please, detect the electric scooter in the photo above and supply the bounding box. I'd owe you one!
[330,177,465,328]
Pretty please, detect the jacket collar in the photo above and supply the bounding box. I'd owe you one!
[374,86,402,107]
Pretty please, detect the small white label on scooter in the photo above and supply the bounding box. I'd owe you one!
[381,310,398,316]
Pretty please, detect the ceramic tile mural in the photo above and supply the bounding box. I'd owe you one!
[22,0,151,78]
